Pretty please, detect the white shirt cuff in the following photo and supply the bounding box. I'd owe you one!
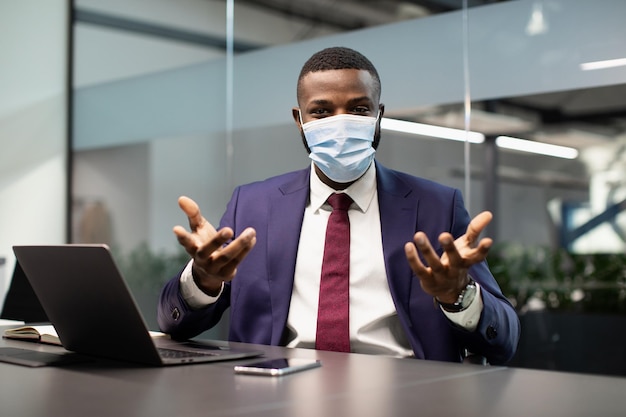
[179,259,224,309]
[440,283,483,332]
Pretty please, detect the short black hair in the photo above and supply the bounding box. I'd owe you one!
[297,46,381,102]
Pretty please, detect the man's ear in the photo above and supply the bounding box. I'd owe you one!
[292,107,302,130]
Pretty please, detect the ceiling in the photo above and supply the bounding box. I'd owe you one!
[236,0,496,32]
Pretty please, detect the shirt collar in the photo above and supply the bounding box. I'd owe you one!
[309,160,377,213]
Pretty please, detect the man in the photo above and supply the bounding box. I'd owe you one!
[158,47,520,364]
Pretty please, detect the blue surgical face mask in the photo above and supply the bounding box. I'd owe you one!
[300,112,379,183]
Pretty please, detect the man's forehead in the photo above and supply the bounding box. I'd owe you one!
[299,69,377,100]
[301,68,374,86]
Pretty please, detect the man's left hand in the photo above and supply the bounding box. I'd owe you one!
[404,211,493,304]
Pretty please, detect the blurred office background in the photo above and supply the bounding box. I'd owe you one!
[1,0,625,375]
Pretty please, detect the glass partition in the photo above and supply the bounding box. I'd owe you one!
[71,0,626,375]
[72,0,229,336]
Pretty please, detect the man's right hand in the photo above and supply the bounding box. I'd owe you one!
[173,196,256,296]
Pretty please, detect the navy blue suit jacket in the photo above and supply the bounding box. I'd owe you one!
[158,162,520,364]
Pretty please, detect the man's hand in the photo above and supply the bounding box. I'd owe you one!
[404,211,493,304]
[173,196,256,296]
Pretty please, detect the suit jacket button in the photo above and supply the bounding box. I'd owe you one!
[486,325,497,340]
[172,307,181,321]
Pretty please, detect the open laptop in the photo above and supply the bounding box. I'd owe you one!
[11,244,264,366]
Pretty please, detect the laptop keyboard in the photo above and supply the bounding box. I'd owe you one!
[157,347,219,359]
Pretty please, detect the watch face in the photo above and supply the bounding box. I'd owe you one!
[436,280,477,312]
[461,283,477,308]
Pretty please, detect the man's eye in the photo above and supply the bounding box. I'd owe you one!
[310,109,331,118]
[352,107,370,114]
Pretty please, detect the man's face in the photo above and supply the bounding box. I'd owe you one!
[293,68,384,152]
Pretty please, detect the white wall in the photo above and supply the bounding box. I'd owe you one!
[0,0,68,306]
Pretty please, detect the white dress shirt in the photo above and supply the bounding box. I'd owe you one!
[179,161,482,357]
[285,161,413,356]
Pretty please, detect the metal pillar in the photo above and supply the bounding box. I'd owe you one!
[483,135,499,240]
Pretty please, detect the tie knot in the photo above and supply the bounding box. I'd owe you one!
[327,193,353,211]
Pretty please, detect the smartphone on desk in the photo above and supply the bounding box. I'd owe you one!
[234,358,321,376]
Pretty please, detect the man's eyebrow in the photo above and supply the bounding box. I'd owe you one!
[347,96,373,105]
[309,99,332,106]
[306,96,373,108]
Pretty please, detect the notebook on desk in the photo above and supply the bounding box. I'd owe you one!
[11,244,263,366]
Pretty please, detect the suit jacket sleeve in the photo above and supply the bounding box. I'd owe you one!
[436,191,521,365]
[156,187,244,340]
[454,196,520,365]
[377,164,520,365]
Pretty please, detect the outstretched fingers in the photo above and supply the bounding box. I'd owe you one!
[206,228,257,280]
[405,233,436,278]
[174,196,222,256]
[178,196,209,232]
[458,211,494,264]
[465,211,493,245]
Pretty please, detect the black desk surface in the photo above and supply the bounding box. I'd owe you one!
[1,330,626,417]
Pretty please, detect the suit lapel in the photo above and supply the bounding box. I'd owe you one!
[377,164,417,309]
[376,163,425,358]
[266,169,310,344]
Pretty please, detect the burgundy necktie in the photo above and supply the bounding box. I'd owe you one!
[315,192,352,352]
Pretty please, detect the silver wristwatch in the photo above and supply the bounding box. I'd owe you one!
[436,278,477,312]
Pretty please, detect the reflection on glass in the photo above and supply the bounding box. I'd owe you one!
[70,0,626,376]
